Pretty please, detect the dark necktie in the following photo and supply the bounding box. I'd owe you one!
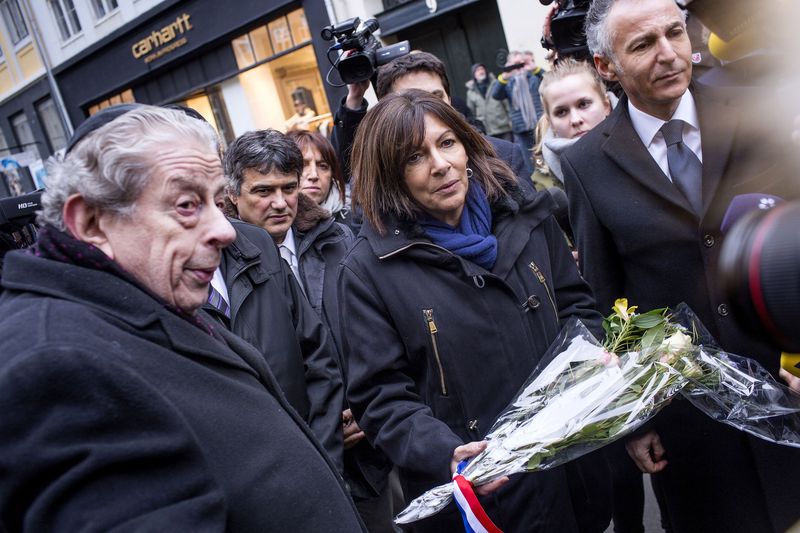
[207,284,230,318]
[661,119,703,216]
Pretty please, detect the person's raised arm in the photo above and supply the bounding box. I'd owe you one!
[331,81,371,180]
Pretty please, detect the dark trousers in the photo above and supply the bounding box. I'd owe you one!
[605,440,645,533]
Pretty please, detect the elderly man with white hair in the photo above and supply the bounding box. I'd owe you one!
[0,104,365,531]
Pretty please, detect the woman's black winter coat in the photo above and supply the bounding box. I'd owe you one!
[337,183,611,532]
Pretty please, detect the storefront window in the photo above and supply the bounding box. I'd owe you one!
[88,88,134,116]
[180,90,234,146]
[220,44,331,137]
[268,17,293,54]
[232,34,255,70]
[183,94,217,130]
[249,26,273,62]
[287,9,311,45]
[35,97,67,153]
[231,8,313,71]
[221,8,330,137]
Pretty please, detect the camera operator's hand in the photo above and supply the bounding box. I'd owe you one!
[780,368,800,393]
[542,3,558,45]
[345,80,370,111]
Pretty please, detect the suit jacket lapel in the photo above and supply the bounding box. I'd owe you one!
[601,99,696,216]
[694,85,736,213]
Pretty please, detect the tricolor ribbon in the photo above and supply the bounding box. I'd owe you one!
[452,460,503,533]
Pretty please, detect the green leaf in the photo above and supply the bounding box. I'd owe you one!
[526,454,543,470]
[632,314,665,329]
[640,323,666,350]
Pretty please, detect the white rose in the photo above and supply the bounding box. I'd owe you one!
[661,331,693,354]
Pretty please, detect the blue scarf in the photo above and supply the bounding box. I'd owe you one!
[420,180,498,270]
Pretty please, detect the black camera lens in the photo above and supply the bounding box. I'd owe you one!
[549,3,592,60]
[338,53,374,84]
[719,202,800,352]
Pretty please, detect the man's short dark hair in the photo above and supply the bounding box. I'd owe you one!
[375,51,451,99]
[224,129,303,195]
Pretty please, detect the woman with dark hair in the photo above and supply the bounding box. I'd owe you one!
[286,130,400,532]
[286,130,353,230]
[338,89,610,532]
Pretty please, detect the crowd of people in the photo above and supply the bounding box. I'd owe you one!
[0,0,799,531]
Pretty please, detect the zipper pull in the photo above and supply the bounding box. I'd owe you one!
[424,309,437,334]
[530,261,546,283]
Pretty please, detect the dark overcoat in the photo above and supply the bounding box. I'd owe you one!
[0,250,365,532]
[207,218,345,471]
[562,85,800,533]
[338,183,610,532]
[294,195,355,355]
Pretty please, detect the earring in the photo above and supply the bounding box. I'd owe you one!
[466,167,474,178]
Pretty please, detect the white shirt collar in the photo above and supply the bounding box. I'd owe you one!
[210,267,229,305]
[628,89,700,148]
[279,227,297,257]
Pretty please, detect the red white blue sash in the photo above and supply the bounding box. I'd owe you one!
[452,461,503,533]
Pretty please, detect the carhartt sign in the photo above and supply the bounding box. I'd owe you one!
[131,13,193,63]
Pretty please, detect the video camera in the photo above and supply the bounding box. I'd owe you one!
[321,17,409,85]
[719,201,800,354]
[0,190,42,274]
[540,0,593,61]
[0,190,41,234]
[500,62,526,73]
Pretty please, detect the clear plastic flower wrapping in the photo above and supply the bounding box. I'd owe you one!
[395,304,800,524]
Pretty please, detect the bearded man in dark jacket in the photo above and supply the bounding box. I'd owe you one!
[0,104,365,532]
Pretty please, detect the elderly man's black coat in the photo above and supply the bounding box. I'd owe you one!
[0,251,365,532]
[338,184,610,532]
[562,85,800,532]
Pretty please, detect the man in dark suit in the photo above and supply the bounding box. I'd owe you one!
[562,0,800,532]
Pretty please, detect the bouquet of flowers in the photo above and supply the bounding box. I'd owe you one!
[395,300,800,525]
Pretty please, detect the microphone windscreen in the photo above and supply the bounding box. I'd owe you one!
[720,193,784,233]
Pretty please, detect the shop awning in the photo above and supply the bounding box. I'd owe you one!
[375,0,480,36]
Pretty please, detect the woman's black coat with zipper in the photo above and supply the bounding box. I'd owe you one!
[337,182,612,532]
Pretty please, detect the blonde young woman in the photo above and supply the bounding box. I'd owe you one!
[534,59,614,189]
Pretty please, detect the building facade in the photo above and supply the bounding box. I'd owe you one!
[46,0,341,145]
[0,0,69,196]
[0,0,553,198]
[331,0,551,104]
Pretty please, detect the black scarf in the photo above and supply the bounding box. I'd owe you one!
[31,225,215,336]
[475,78,490,98]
